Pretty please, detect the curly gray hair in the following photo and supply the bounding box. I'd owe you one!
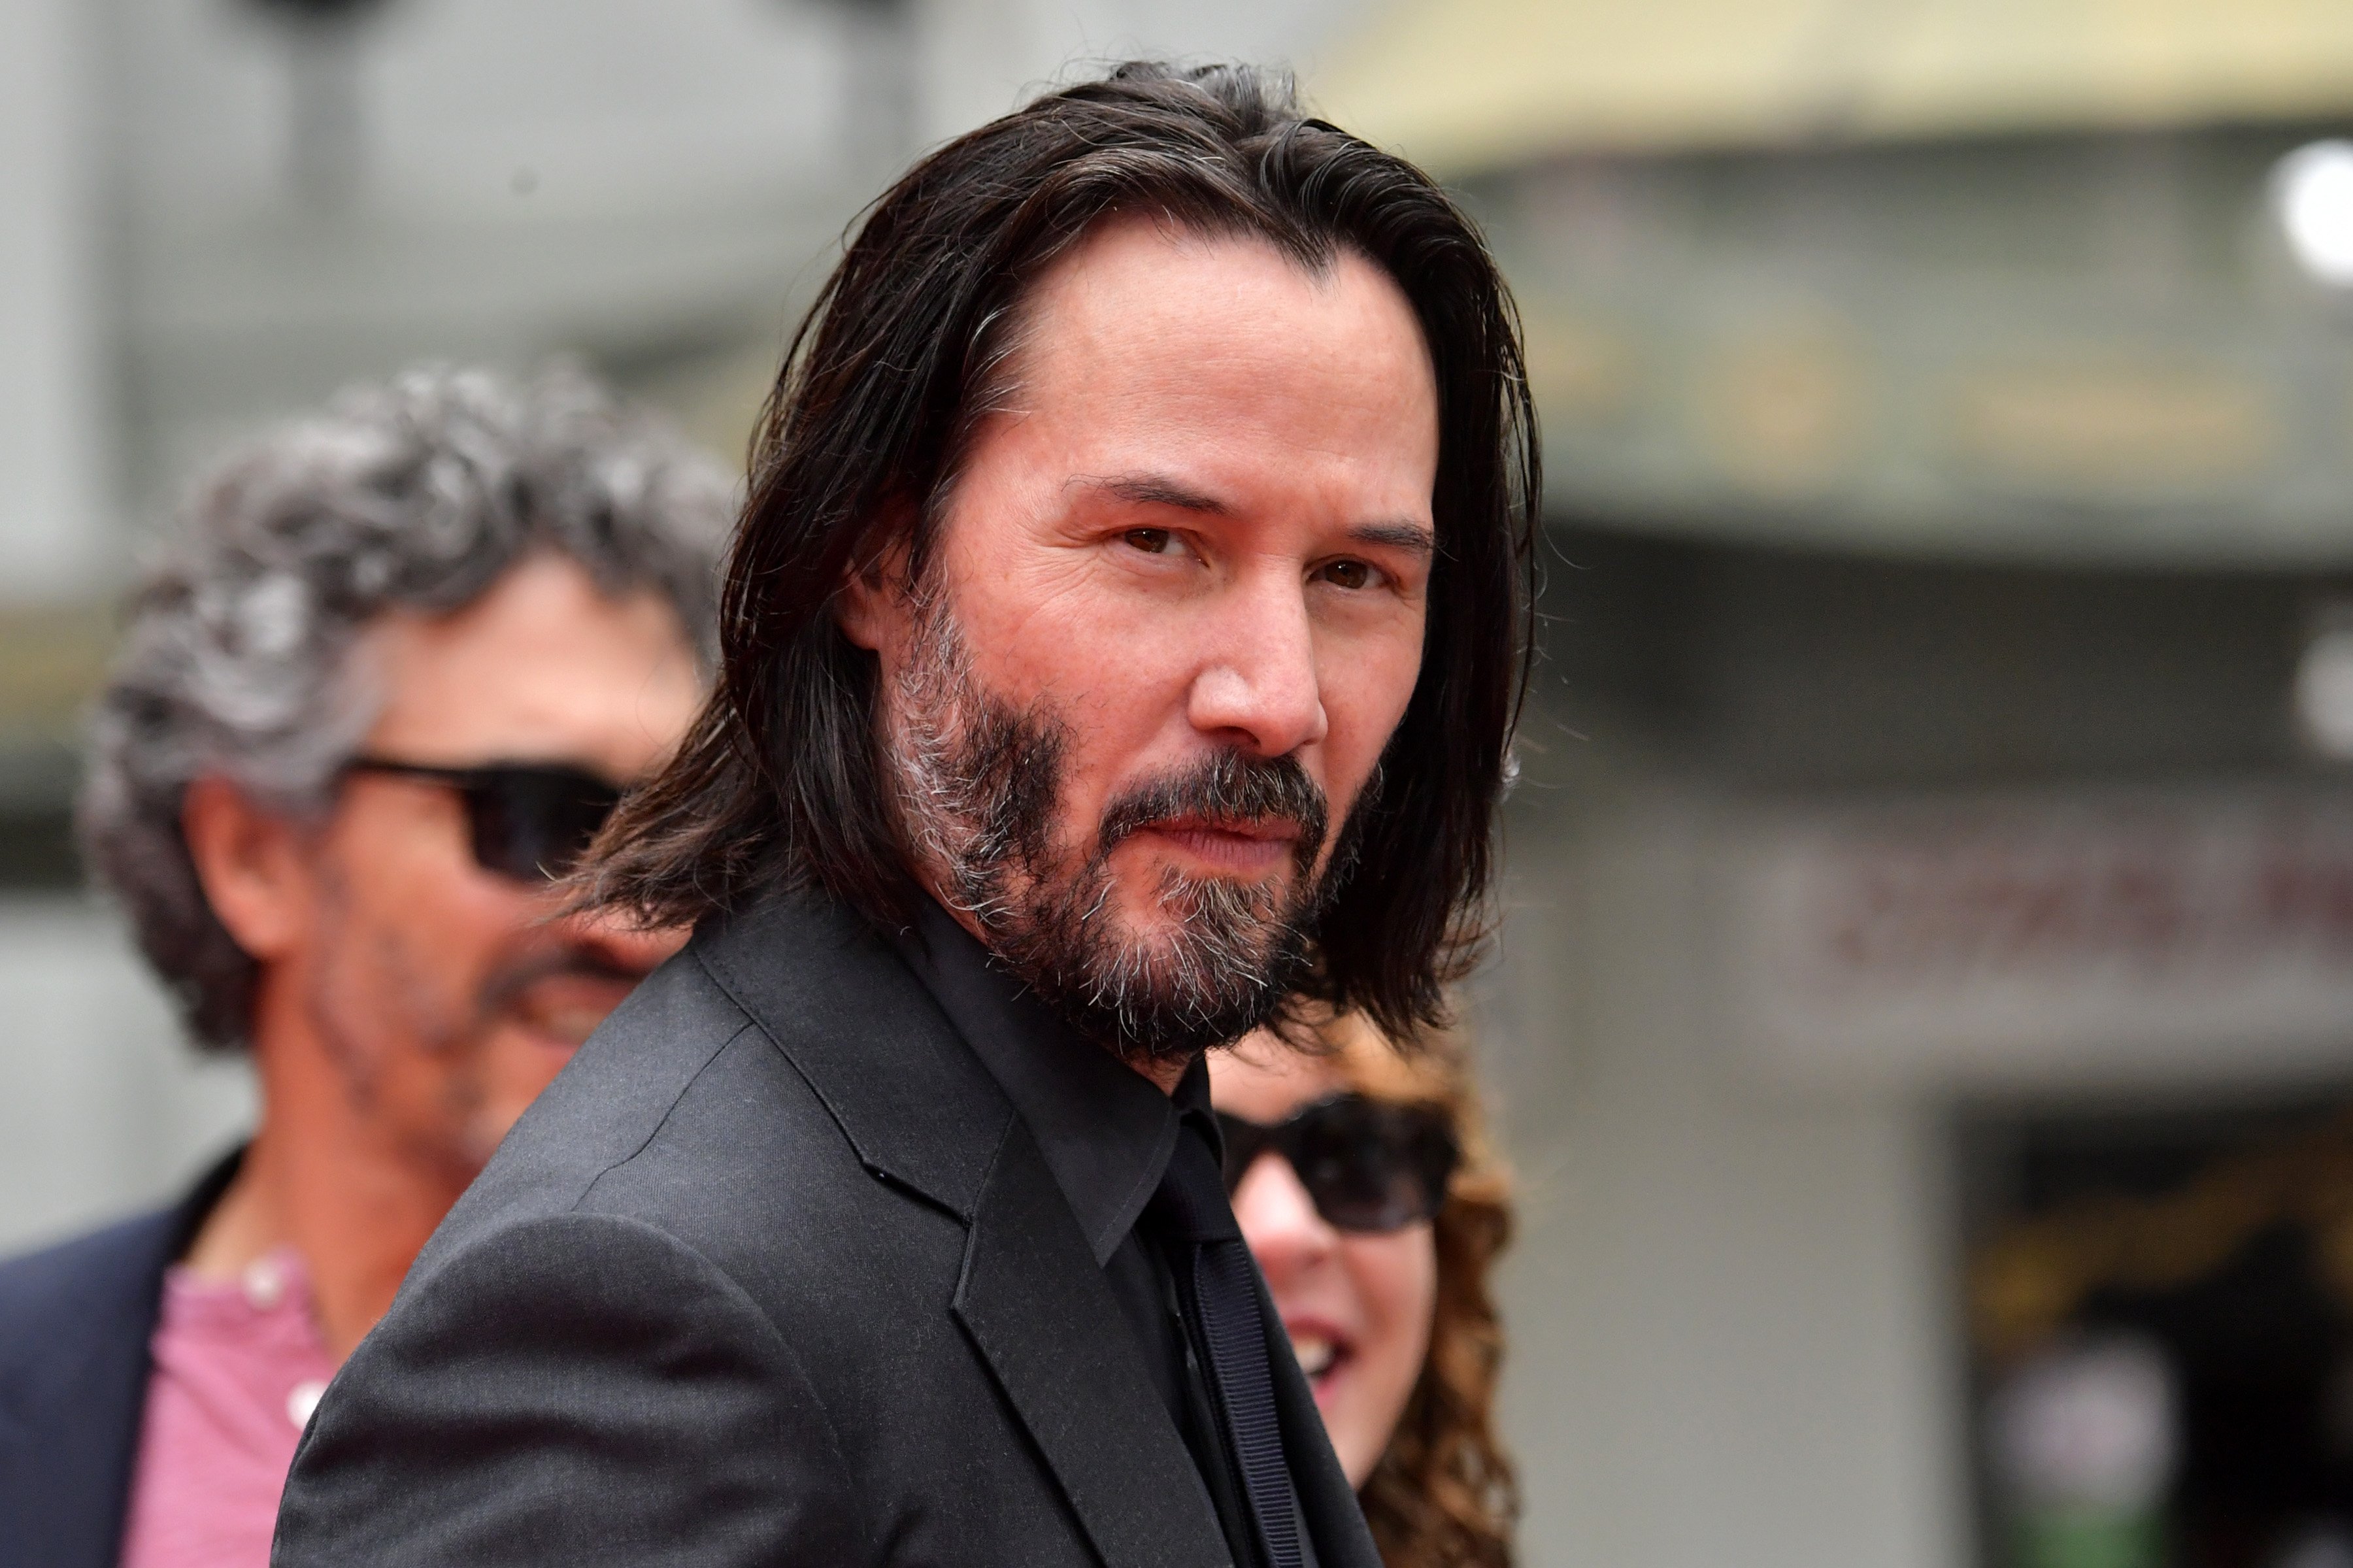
[80,364,734,1052]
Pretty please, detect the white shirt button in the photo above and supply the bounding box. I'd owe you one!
[241,1258,284,1312]
[287,1379,327,1430]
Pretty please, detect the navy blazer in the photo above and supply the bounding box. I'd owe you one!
[0,1155,238,1568]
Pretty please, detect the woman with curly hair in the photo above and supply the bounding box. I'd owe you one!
[1214,1016,1518,1568]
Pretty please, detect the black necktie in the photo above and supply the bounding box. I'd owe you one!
[1153,1126,1305,1568]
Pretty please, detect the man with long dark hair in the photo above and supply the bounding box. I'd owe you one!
[276,61,1537,1568]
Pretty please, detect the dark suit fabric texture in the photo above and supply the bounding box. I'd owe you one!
[0,1154,239,1568]
[272,893,1379,1568]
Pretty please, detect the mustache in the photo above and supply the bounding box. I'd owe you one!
[475,948,651,1018]
[1096,750,1329,873]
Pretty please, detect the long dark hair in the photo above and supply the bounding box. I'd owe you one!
[584,61,1539,1043]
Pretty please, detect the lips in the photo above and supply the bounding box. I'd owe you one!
[1151,813,1302,842]
[1135,816,1304,873]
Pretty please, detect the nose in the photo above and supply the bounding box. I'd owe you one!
[1231,1152,1339,1286]
[1186,573,1327,758]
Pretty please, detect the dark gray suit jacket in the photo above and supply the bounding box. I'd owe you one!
[273,893,1378,1568]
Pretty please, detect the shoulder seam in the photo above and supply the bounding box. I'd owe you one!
[683,946,894,1188]
[571,1015,763,1216]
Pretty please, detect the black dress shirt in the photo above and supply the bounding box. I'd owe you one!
[897,900,1316,1568]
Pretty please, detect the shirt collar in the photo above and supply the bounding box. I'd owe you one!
[896,898,1205,1265]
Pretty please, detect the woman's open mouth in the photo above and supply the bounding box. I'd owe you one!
[1286,1324,1352,1388]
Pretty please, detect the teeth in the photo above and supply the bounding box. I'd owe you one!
[1290,1333,1337,1378]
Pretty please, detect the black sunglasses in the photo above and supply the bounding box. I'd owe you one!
[344,756,624,884]
[1216,1093,1460,1235]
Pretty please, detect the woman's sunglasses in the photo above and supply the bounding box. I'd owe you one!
[343,756,623,884]
[1216,1093,1460,1235]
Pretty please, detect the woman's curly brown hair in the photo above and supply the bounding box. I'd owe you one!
[1322,1014,1519,1568]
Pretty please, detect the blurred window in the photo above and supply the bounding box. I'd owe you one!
[1964,1095,2353,1568]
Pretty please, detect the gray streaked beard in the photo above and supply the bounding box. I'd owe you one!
[886,591,1339,1065]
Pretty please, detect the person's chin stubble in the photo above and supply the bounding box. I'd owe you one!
[888,593,1346,1063]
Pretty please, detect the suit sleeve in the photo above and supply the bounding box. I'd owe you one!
[271,1210,864,1567]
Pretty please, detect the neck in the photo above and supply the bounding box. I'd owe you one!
[182,973,469,1361]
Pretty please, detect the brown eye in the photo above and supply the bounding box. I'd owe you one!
[1125,527,1177,555]
[1321,559,1375,590]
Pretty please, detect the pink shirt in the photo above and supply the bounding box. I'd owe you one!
[116,1248,340,1568]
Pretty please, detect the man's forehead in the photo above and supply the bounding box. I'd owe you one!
[947,218,1441,550]
[358,555,701,774]
[1012,218,1418,376]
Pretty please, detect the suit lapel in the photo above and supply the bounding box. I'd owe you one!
[954,1114,1231,1568]
[0,1319,149,1568]
[697,897,1231,1567]
[0,1154,239,1568]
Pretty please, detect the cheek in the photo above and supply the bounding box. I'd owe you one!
[1343,1228,1439,1401]
[1316,618,1425,807]
[969,582,1188,724]
[948,577,1202,829]
[318,802,528,1028]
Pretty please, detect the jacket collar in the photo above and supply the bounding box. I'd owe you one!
[690,890,1380,1568]
[892,898,1182,1266]
[690,892,1235,1568]
[690,893,1012,1222]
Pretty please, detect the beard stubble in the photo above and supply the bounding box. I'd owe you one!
[886,590,1352,1065]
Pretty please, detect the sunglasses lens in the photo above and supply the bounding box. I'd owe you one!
[1286,1099,1458,1234]
[466,771,622,882]
[1217,1112,1274,1192]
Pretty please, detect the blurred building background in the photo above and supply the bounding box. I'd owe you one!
[14,2,2353,1566]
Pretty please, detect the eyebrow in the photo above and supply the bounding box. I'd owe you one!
[1079,473,1437,558]
[1084,473,1231,514]
[1347,522,1437,559]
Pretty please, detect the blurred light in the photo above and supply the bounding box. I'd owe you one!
[2275,141,2353,288]
[1989,1337,2177,1511]
[2277,1530,2353,1568]
[2294,617,2353,761]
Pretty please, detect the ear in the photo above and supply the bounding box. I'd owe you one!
[834,531,916,656]
[182,775,318,963]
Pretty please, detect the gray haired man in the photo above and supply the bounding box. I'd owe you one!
[0,365,729,1568]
